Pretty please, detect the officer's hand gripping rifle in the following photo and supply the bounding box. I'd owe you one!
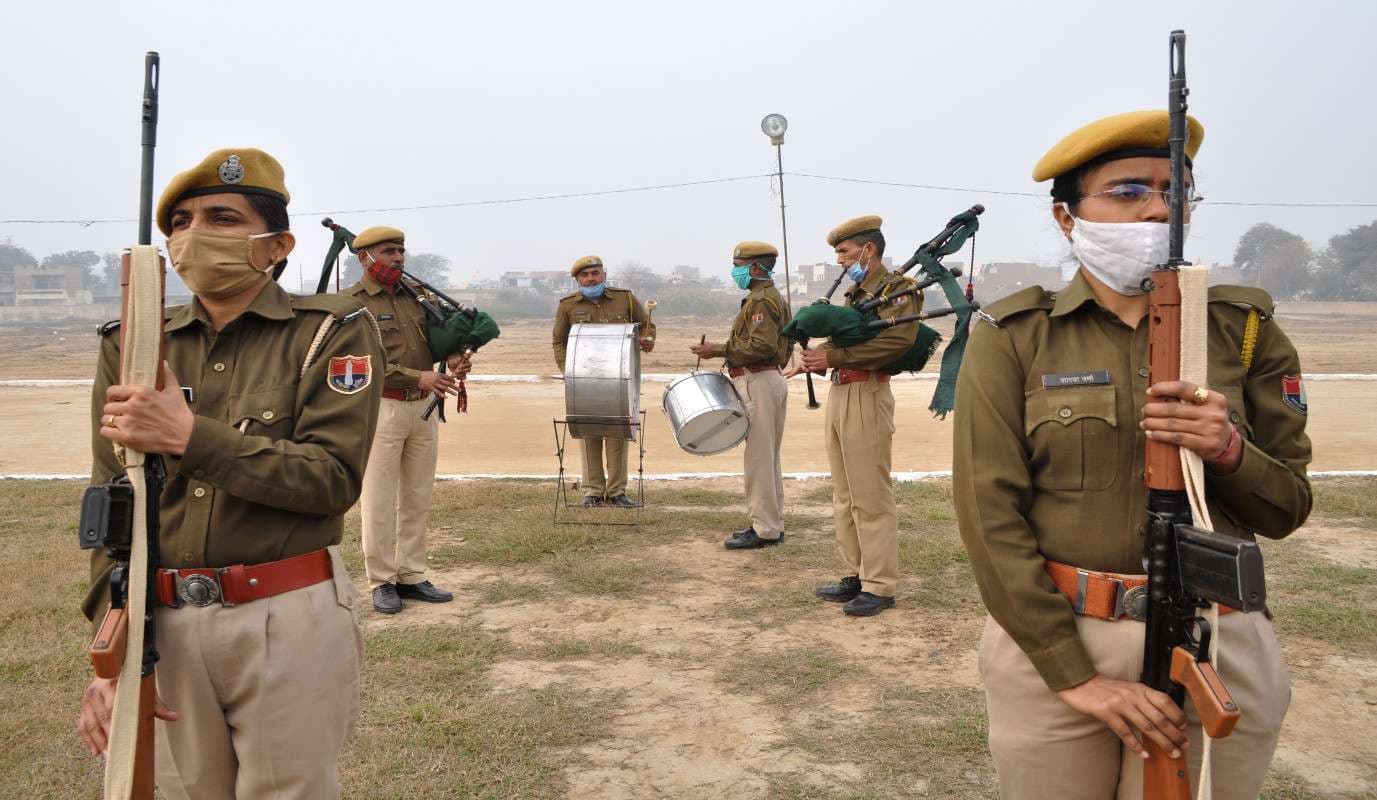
[1139,30,1264,800]
[77,51,164,800]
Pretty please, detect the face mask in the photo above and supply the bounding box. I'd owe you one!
[731,265,754,290]
[363,251,403,289]
[1064,205,1189,296]
[579,281,606,299]
[847,262,868,283]
[167,229,280,300]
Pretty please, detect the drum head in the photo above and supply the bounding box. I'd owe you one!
[677,408,749,454]
[565,322,641,438]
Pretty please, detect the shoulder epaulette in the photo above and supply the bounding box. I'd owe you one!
[98,307,180,337]
[751,291,783,320]
[559,291,582,303]
[982,285,1055,323]
[291,292,368,320]
[1208,284,1275,318]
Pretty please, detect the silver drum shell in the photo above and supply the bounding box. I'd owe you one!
[662,371,750,455]
[564,322,641,439]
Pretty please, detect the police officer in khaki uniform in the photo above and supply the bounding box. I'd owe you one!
[689,241,792,548]
[343,226,466,614]
[791,216,918,616]
[76,148,385,799]
[953,112,1310,799]
[552,255,656,507]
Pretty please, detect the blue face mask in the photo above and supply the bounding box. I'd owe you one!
[579,281,606,299]
[730,265,754,290]
[847,263,867,283]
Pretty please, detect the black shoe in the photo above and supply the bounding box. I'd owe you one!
[581,495,602,508]
[814,576,862,603]
[372,583,402,614]
[843,591,896,617]
[396,580,454,603]
[604,494,636,508]
[724,528,784,550]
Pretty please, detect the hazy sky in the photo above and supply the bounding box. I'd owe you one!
[2,0,1374,291]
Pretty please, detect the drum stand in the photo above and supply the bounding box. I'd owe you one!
[552,411,647,528]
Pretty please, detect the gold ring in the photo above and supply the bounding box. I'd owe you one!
[1191,387,1210,405]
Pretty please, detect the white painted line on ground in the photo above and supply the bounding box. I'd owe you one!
[8,470,1376,482]
[5,372,1376,389]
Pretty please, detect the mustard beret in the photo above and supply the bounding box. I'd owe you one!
[353,226,406,250]
[571,255,604,277]
[1032,110,1204,182]
[156,148,289,236]
[827,215,883,248]
[733,241,778,259]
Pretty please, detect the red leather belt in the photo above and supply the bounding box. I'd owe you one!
[156,549,334,608]
[382,387,427,401]
[830,369,891,385]
[1045,560,1235,622]
[727,364,779,378]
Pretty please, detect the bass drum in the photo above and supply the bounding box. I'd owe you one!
[564,322,641,439]
[662,371,750,455]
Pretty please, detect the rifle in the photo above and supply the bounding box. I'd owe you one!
[78,51,164,800]
[1140,30,1264,799]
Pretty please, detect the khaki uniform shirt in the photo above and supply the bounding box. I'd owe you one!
[819,268,921,369]
[951,272,1312,691]
[709,281,792,368]
[551,287,656,370]
[343,274,432,389]
[83,283,385,623]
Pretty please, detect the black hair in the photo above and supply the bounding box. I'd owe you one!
[848,229,885,257]
[754,255,778,272]
[244,193,291,278]
[1050,167,1085,211]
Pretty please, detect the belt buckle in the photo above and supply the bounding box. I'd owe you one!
[829,370,842,385]
[1117,584,1148,621]
[172,568,235,608]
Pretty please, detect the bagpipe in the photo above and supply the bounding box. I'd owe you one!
[317,219,500,420]
[780,204,984,417]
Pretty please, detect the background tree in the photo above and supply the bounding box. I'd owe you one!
[615,261,665,295]
[97,252,123,295]
[338,251,450,289]
[1310,220,1377,300]
[41,249,102,288]
[0,240,38,272]
[1232,223,1313,299]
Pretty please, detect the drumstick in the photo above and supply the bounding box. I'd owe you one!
[694,334,706,372]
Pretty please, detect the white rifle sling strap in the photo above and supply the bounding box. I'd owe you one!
[1177,263,1219,800]
[105,244,162,800]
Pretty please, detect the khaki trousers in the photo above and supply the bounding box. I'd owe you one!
[580,436,629,498]
[734,370,787,539]
[153,547,362,800]
[824,379,899,597]
[361,397,439,589]
[979,612,1290,800]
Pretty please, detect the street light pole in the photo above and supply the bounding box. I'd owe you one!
[761,113,793,312]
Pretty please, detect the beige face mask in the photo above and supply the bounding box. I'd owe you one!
[167,229,280,300]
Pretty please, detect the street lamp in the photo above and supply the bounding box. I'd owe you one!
[760,113,792,309]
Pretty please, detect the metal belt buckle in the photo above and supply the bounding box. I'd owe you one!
[829,370,842,385]
[173,568,235,608]
[1115,582,1148,621]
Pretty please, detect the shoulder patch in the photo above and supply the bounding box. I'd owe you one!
[98,319,121,337]
[1208,284,1275,318]
[982,285,1055,323]
[292,292,368,320]
[1281,374,1307,415]
[327,354,373,395]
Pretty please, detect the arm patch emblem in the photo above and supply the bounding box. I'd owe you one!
[1281,374,1307,415]
[328,355,373,395]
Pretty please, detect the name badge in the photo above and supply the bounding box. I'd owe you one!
[377,314,395,321]
[1041,370,1110,389]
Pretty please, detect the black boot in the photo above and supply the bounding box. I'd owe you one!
[724,528,784,550]
[396,580,454,603]
[372,583,402,614]
[814,575,862,603]
[581,495,602,508]
[843,592,895,617]
[604,494,637,508]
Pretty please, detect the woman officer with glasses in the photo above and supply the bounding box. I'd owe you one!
[951,111,1312,799]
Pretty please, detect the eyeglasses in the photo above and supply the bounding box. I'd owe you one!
[1078,183,1204,211]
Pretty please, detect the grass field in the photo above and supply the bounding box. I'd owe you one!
[1,477,1373,799]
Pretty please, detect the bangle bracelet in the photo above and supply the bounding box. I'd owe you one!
[1209,424,1241,466]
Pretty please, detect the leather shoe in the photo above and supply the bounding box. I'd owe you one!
[724,528,784,550]
[372,583,402,614]
[581,495,602,508]
[843,591,895,617]
[396,580,454,603]
[814,575,862,603]
[604,494,637,508]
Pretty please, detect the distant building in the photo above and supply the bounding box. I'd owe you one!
[14,263,91,305]
[973,262,1065,301]
[671,265,700,283]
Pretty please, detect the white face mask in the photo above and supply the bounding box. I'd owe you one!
[1063,205,1189,296]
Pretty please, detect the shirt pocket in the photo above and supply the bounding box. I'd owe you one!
[569,309,593,325]
[229,386,298,438]
[374,317,406,355]
[1024,384,1119,492]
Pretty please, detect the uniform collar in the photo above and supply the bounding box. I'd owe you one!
[846,267,889,301]
[1049,271,1099,318]
[164,281,296,332]
[748,279,775,295]
[360,272,391,295]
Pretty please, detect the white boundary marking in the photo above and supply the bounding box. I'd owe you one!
[7,470,1376,482]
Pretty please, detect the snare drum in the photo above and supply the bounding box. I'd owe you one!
[564,322,641,439]
[662,371,750,455]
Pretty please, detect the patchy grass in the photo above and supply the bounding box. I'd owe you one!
[1261,767,1376,800]
[1313,478,1377,523]
[478,581,549,605]
[530,632,642,660]
[728,646,857,706]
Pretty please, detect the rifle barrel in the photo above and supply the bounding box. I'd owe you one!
[137,52,160,246]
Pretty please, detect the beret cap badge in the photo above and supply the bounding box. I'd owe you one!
[217,155,245,185]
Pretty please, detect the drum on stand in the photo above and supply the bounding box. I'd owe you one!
[563,322,641,439]
[662,371,750,455]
